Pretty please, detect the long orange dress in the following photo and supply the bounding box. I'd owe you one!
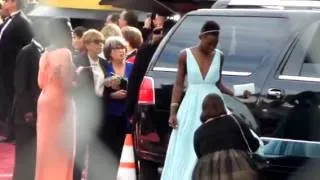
[35,48,76,180]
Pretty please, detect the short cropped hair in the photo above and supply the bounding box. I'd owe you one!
[47,18,72,49]
[122,11,138,27]
[121,26,143,49]
[101,23,122,39]
[200,20,220,37]
[103,36,128,60]
[73,26,87,38]
[109,14,120,24]
[82,29,105,45]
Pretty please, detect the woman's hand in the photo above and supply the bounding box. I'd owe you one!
[105,76,121,90]
[168,115,178,129]
[243,90,252,99]
[110,90,127,99]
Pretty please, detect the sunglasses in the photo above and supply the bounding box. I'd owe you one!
[92,39,104,44]
[111,45,126,50]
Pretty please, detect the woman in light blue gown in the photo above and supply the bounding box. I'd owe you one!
[161,21,234,180]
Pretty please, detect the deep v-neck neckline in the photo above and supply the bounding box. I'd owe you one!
[189,48,215,81]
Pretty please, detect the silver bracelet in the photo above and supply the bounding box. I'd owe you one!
[170,103,179,107]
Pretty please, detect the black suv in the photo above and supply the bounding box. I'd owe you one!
[134,7,320,180]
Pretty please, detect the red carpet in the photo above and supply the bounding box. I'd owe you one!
[0,143,14,180]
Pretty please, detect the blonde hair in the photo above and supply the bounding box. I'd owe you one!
[100,24,122,39]
[82,29,105,44]
[121,26,143,49]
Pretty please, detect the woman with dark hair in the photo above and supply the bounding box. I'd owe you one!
[192,93,259,180]
[45,18,73,50]
[104,36,133,159]
[35,18,76,180]
[161,21,234,180]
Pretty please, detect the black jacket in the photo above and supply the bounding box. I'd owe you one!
[194,115,260,158]
[13,40,43,124]
[0,11,33,88]
[73,54,110,130]
[0,11,33,119]
[126,42,160,117]
[73,54,109,99]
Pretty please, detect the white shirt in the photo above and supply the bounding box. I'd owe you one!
[88,55,105,97]
[0,10,20,41]
[98,52,106,60]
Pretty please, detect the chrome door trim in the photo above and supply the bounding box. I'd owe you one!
[153,67,177,72]
[261,137,320,144]
[153,67,252,76]
[223,71,252,76]
[279,75,320,82]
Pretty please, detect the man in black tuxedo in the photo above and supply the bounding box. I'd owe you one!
[0,0,33,140]
[12,39,44,180]
[126,20,176,119]
[126,27,165,118]
[11,19,45,180]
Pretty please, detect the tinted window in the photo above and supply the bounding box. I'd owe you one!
[301,23,320,77]
[155,15,288,72]
[261,138,320,158]
[282,22,320,77]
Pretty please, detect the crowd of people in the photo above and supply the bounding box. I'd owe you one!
[0,0,264,180]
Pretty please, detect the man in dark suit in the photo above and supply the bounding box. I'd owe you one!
[126,20,176,118]
[0,0,33,141]
[12,39,44,180]
[11,19,45,180]
[126,28,163,118]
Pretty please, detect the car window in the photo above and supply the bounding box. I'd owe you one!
[261,138,320,158]
[155,15,288,73]
[301,23,320,77]
[281,22,320,77]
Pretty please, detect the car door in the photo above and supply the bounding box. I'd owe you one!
[258,21,320,137]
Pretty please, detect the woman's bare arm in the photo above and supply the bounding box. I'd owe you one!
[170,51,187,116]
[217,53,234,96]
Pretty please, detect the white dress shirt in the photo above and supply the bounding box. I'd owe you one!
[0,10,20,41]
[88,55,105,97]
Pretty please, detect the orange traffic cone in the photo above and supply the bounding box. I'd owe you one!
[117,134,137,180]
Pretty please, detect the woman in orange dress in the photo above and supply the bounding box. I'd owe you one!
[35,19,76,180]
